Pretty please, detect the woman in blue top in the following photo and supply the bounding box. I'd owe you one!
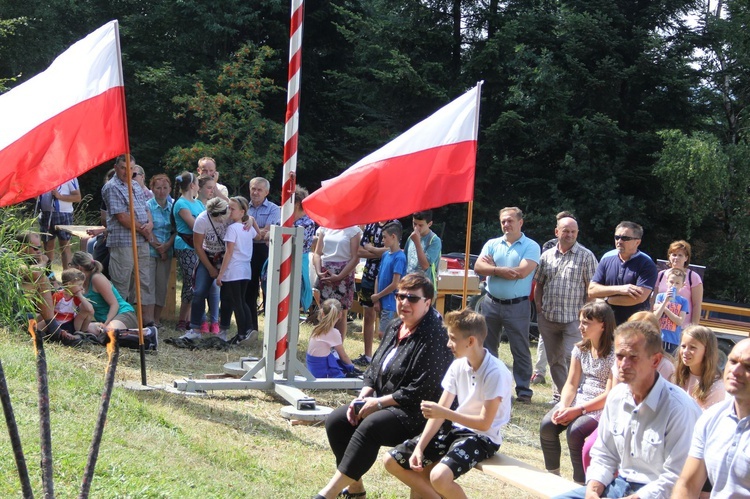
[146,174,175,326]
[172,172,204,330]
[71,251,157,350]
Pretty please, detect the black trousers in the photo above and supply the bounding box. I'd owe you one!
[325,404,413,481]
[245,243,269,331]
[221,279,251,335]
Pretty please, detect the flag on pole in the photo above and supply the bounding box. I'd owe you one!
[302,84,481,229]
[0,21,126,207]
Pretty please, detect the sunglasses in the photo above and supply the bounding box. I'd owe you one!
[396,293,428,304]
[132,172,144,178]
[614,235,638,242]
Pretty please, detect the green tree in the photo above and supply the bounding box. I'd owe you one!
[164,43,284,193]
[653,0,750,301]
[462,0,700,255]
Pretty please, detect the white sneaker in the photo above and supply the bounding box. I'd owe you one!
[179,329,202,340]
[218,329,228,342]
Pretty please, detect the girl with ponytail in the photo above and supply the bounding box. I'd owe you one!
[306,298,357,378]
[172,171,205,331]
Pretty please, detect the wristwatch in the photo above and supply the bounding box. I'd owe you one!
[579,406,587,415]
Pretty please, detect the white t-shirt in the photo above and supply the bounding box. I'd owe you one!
[307,327,342,357]
[192,211,227,254]
[320,226,362,264]
[442,349,513,445]
[221,222,256,282]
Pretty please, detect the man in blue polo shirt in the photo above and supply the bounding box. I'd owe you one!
[475,207,540,403]
[588,221,657,325]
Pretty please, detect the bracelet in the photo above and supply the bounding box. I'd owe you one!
[377,399,384,410]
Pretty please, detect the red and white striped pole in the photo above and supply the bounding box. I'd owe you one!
[275,0,304,371]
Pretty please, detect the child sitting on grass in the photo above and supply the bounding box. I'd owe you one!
[53,268,95,337]
[306,299,357,378]
[384,307,512,498]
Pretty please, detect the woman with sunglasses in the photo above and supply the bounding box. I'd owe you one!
[179,197,231,341]
[315,273,453,499]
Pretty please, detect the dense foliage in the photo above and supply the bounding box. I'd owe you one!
[1,0,747,300]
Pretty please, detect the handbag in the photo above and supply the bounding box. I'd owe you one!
[207,215,226,267]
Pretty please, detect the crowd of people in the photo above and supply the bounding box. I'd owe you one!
[28,157,748,498]
[310,209,747,499]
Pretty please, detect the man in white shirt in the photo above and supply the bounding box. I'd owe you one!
[553,320,701,499]
[672,338,750,498]
[197,157,229,200]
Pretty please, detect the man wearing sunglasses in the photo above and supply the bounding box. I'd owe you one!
[474,207,540,403]
[588,221,657,325]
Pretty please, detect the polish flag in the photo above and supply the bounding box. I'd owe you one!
[302,84,481,228]
[0,21,126,207]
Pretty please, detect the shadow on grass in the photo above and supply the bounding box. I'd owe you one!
[125,382,326,447]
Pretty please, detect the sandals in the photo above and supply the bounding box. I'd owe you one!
[339,488,366,498]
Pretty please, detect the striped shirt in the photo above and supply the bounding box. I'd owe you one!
[101,177,149,247]
[534,242,597,323]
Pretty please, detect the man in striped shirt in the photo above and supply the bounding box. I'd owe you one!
[533,214,597,394]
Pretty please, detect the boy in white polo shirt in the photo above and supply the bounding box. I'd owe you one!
[384,307,513,498]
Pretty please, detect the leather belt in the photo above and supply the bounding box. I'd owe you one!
[486,293,528,305]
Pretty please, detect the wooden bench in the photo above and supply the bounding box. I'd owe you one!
[475,453,579,498]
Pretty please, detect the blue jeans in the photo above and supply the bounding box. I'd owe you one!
[190,261,220,329]
[553,476,644,499]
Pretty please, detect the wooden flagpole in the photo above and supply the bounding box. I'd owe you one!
[461,200,474,308]
[113,21,148,385]
[461,81,483,308]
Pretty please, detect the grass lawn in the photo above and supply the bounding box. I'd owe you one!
[0,307,574,498]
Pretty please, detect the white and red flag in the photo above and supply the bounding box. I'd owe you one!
[302,83,481,228]
[0,21,126,207]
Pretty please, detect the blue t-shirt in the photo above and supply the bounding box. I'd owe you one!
[377,249,407,312]
[654,293,690,345]
[405,230,441,285]
[147,197,173,258]
[479,233,540,299]
[172,197,204,251]
[592,250,658,324]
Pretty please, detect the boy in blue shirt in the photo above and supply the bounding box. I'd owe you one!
[372,222,407,335]
[384,308,513,498]
[653,268,689,354]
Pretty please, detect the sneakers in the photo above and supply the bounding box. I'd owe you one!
[59,330,84,347]
[200,321,210,334]
[352,354,372,367]
[229,329,258,346]
[210,322,220,334]
[530,373,546,385]
[175,320,188,331]
[179,329,202,341]
[218,329,228,342]
[145,326,159,351]
[516,394,533,404]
